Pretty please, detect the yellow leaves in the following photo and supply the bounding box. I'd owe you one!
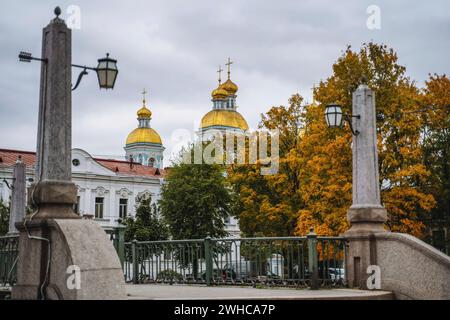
[229,43,441,240]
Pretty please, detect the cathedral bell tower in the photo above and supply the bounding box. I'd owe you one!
[124,89,164,168]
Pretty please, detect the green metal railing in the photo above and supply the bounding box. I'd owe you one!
[0,235,19,287]
[123,232,346,289]
[104,226,126,267]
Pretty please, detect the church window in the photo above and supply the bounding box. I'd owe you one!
[72,159,80,166]
[95,197,104,219]
[119,198,128,219]
[149,157,155,167]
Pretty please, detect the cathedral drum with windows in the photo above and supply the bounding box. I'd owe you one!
[198,59,249,140]
[125,90,165,169]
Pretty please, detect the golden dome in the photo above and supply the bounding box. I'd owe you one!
[137,106,152,118]
[211,87,228,100]
[220,79,238,95]
[126,127,162,145]
[200,109,248,131]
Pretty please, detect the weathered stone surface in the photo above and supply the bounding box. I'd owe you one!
[35,16,72,182]
[346,84,387,236]
[8,159,26,234]
[351,84,381,208]
[12,219,126,300]
[29,180,79,219]
[374,232,450,300]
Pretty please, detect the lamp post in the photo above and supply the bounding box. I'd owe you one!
[12,7,125,300]
[324,79,387,289]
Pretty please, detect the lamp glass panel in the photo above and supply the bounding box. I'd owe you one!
[97,69,107,87]
[325,105,342,128]
[97,60,108,69]
[106,69,118,87]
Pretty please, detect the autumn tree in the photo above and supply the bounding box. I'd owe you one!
[421,74,450,249]
[227,94,305,236]
[298,42,435,237]
[230,42,437,239]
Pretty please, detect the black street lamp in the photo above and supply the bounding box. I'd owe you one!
[324,104,343,128]
[71,53,118,90]
[324,103,360,135]
[19,51,119,91]
[96,53,118,89]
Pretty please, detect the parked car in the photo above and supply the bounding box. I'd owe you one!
[201,267,237,281]
[328,268,345,281]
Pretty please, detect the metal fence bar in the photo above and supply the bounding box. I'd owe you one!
[121,234,346,288]
[0,235,19,288]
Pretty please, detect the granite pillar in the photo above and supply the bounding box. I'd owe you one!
[344,82,387,289]
[7,157,26,234]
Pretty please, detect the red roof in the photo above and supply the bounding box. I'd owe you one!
[0,148,164,178]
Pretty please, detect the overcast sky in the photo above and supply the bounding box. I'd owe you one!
[0,0,448,166]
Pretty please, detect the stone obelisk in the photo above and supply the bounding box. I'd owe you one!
[32,7,79,219]
[344,81,387,289]
[12,8,125,300]
[346,82,387,234]
[7,157,26,234]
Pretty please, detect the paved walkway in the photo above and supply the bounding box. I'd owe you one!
[126,284,393,300]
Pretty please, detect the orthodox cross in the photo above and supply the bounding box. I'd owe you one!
[217,65,223,85]
[225,57,233,79]
[142,88,147,105]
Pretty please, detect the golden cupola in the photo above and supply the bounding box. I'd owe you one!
[125,91,162,146]
[124,89,165,169]
[211,86,228,100]
[200,60,249,132]
[220,78,238,95]
[137,105,152,119]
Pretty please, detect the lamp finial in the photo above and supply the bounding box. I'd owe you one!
[54,6,62,17]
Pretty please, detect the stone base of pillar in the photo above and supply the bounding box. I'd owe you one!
[345,206,387,236]
[343,206,387,289]
[12,218,126,300]
[29,180,80,219]
[343,233,377,289]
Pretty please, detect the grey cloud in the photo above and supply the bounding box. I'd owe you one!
[0,0,448,166]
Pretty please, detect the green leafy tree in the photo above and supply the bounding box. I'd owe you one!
[160,158,231,240]
[0,200,9,236]
[159,146,233,277]
[121,194,169,242]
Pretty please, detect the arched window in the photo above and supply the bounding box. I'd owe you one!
[149,157,155,167]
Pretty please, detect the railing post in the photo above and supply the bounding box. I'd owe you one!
[307,227,319,290]
[116,226,125,268]
[204,237,213,286]
[132,239,139,284]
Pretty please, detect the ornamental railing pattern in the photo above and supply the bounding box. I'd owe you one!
[0,235,19,288]
[123,233,346,289]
